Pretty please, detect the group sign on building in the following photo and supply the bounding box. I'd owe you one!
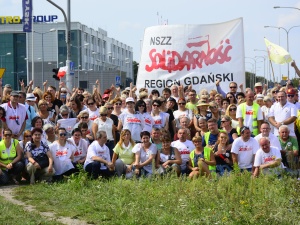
[136,18,245,94]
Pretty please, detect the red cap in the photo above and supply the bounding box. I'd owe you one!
[286,88,297,95]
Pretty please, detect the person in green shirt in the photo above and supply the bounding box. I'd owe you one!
[278,125,298,169]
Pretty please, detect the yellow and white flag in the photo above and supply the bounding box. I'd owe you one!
[264,38,292,64]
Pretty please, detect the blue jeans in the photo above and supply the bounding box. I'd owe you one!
[216,164,232,176]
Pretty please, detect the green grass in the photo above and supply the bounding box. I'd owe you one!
[12,172,300,225]
[0,197,63,225]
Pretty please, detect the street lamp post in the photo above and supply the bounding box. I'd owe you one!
[245,62,254,88]
[264,25,300,79]
[255,56,266,83]
[72,43,89,88]
[0,52,12,68]
[33,29,55,85]
[11,71,24,90]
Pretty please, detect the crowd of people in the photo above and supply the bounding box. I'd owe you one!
[0,75,299,185]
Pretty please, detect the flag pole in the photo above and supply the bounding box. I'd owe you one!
[269,59,275,82]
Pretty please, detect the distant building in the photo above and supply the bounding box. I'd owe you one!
[0,17,133,92]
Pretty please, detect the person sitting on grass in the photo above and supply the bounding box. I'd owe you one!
[112,129,135,179]
[68,128,88,170]
[156,136,182,176]
[253,137,282,177]
[132,131,157,178]
[49,128,76,181]
[188,136,216,179]
[84,131,114,179]
[0,128,24,185]
[213,131,233,176]
[25,128,55,184]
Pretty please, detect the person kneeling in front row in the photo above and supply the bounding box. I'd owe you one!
[84,131,114,179]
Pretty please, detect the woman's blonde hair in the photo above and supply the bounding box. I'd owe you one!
[117,129,135,149]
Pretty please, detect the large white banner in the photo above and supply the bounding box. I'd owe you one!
[136,18,245,94]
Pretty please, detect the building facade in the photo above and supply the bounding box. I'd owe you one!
[0,19,133,92]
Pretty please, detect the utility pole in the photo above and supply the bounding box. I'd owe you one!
[46,0,72,90]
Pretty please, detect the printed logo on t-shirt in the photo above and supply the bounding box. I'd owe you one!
[246,110,254,115]
[74,149,82,156]
[145,118,151,125]
[264,155,276,163]
[56,149,68,157]
[154,119,162,125]
[179,149,189,155]
[9,115,20,120]
[126,118,141,123]
[238,146,252,152]
[90,115,98,121]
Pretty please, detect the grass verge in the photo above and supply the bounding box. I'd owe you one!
[0,197,63,225]
[12,172,300,225]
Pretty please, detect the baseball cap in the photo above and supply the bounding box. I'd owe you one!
[10,90,19,96]
[286,88,297,95]
[256,94,264,100]
[102,94,109,99]
[125,97,135,103]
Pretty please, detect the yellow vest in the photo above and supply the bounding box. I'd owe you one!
[240,102,260,135]
[0,139,18,168]
[190,147,216,171]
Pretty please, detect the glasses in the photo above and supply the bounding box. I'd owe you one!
[59,133,67,137]
[4,134,12,137]
[230,86,237,89]
[100,114,107,116]
[115,103,122,106]
[25,135,32,138]
[221,120,227,123]
[210,106,217,109]
[88,102,94,105]
[229,108,237,111]
[189,94,196,96]
[178,103,186,105]
[81,116,89,119]
[138,105,145,107]
[152,104,160,107]
[287,95,294,98]
[272,90,279,94]
[107,107,113,110]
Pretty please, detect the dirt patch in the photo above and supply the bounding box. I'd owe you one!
[0,186,89,225]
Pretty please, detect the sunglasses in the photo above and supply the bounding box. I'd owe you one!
[229,108,237,111]
[221,120,227,123]
[178,103,186,105]
[81,116,89,119]
[152,104,160,107]
[230,86,237,89]
[272,90,279,94]
[115,103,122,105]
[287,95,294,98]
[59,133,67,137]
[100,114,107,116]
[88,102,94,105]
[107,107,113,110]
[25,135,32,138]
[210,106,217,109]
[138,105,145,107]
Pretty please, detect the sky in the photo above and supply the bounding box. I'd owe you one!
[1,0,300,82]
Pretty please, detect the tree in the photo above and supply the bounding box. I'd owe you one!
[133,61,139,84]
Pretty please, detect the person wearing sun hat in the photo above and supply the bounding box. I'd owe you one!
[24,93,38,131]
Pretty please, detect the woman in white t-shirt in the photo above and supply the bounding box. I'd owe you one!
[84,97,100,121]
[68,128,88,168]
[173,98,193,129]
[92,106,115,158]
[132,131,157,177]
[135,100,154,133]
[49,127,76,181]
[151,100,169,130]
[37,100,56,126]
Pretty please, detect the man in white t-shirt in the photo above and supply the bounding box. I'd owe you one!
[254,122,281,151]
[1,91,28,140]
[253,137,282,177]
[171,128,195,174]
[236,91,263,136]
[84,131,114,179]
[231,126,259,171]
[268,91,297,137]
